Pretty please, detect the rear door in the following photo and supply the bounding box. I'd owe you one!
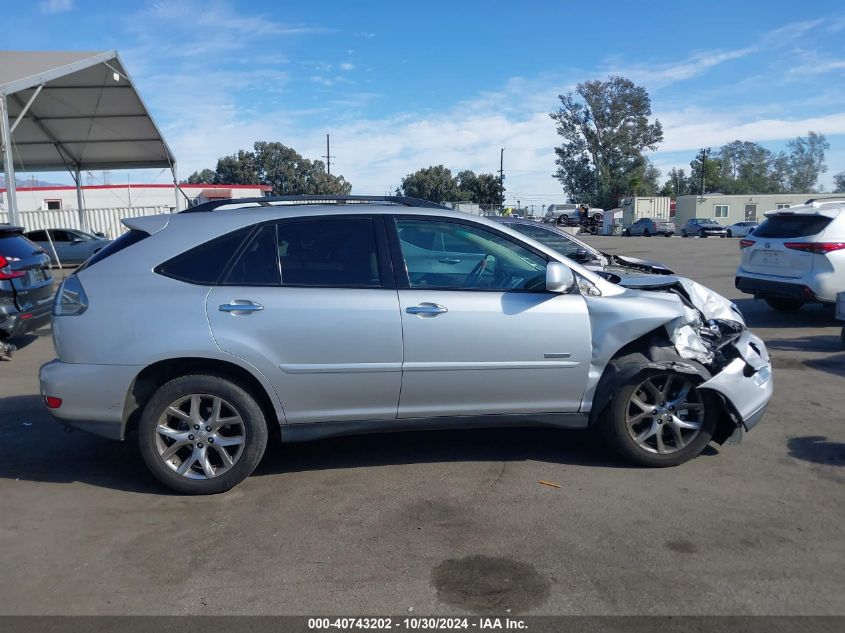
[206,216,403,424]
[741,214,832,278]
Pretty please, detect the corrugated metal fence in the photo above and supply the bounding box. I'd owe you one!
[0,206,172,239]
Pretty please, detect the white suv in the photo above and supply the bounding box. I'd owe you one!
[735,198,845,311]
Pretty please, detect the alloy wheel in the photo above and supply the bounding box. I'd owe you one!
[154,394,246,479]
[624,374,704,455]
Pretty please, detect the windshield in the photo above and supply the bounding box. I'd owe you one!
[698,219,719,225]
[506,222,597,260]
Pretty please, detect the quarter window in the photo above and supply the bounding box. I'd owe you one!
[506,222,582,259]
[714,205,729,218]
[395,218,548,291]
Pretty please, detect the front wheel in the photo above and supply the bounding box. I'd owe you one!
[600,370,717,467]
[765,297,803,312]
[726,230,733,238]
[681,230,687,238]
[643,229,651,237]
[138,374,269,494]
[623,229,631,236]
[698,229,706,238]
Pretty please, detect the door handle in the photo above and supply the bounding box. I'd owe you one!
[438,257,461,264]
[406,302,448,316]
[219,300,264,315]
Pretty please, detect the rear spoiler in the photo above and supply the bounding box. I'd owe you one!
[121,214,172,235]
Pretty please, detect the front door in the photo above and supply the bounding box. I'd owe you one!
[390,217,592,418]
[207,216,403,424]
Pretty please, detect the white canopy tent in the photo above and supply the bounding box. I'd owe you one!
[0,50,177,229]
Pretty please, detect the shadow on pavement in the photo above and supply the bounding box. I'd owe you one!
[0,394,163,494]
[256,426,658,478]
[733,298,839,330]
[7,328,51,353]
[0,392,655,492]
[787,436,845,467]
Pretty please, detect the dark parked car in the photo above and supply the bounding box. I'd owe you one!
[0,225,53,360]
[494,218,674,278]
[623,217,676,237]
[25,228,111,266]
[681,218,728,238]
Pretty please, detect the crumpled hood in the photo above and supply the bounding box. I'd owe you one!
[616,274,745,365]
[617,275,743,325]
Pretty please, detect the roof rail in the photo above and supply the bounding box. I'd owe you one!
[180,195,450,214]
[805,197,845,205]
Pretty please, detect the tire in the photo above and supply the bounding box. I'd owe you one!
[681,230,687,238]
[698,229,706,238]
[664,232,673,238]
[623,229,630,237]
[600,369,718,467]
[765,297,803,312]
[643,229,651,237]
[726,230,733,238]
[138,374,269,494]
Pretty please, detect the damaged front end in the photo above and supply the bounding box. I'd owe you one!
[622,276,773,436]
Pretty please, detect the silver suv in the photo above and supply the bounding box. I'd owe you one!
[41,196,773,494]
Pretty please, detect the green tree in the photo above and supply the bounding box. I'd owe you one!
[687,149,725,195]
[833,170,845,193]
[397,165,463,203]
[660,167,692,197]
[184,168,217,184]
[714,141,776,194]
[189,142,352,195]
[785,131,829,192]
[456,170,504,207]
[550,75,663,209]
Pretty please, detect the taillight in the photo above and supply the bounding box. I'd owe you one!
[784,242,845,254]
[53,274,89,316]
[0,255,26,280]
[739,239,755,249]
[44,396,62,409]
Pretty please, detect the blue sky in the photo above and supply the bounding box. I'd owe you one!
[6,0,845,207]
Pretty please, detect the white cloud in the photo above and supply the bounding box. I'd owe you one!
[39,0,73,13]
[339,62,355,71]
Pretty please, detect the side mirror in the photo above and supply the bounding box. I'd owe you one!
[572,248,592,263]
[546,261,575,293]
[94,232,106,239]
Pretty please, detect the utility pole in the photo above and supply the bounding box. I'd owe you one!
[322,133,332,176]
[699,147,710,197]
[498,147,505,208]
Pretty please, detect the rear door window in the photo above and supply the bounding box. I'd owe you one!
[276,217,383,287]
[753,215,832,238]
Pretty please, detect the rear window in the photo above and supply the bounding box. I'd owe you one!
[156,227,252,285]
[752,215,832,238]
[79,229,150,271]
[0,233,43,259]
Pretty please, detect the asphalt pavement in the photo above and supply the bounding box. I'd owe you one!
[0,235,842,615]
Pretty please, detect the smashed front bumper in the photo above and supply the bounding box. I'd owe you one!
[700,331,772,431]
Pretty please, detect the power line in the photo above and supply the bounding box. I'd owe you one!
[322,133,332,176]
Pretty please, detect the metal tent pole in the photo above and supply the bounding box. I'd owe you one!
[74,167,89,232]
[0,94,20,226]
[172,163,180,212]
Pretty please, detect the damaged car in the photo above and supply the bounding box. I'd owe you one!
[40,196,773,494]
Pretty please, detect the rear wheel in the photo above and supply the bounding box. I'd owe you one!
[138,374,269,494]
[643,229,651,237]
[600,370,717,467]
[623,228,631,237]
[765,297,803,312]
[681,230,687,237]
